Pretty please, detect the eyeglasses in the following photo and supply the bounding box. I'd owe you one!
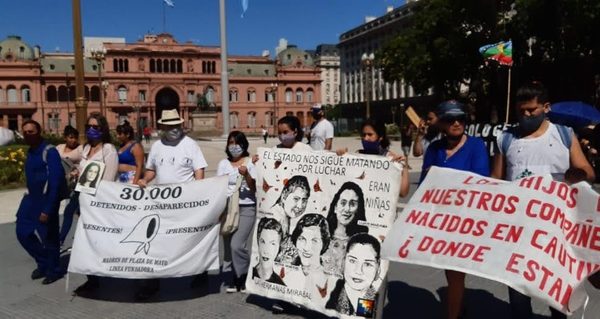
[440,115,466,124]
[85,124,100,130]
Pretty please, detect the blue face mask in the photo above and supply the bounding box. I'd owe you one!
[361,139,380,154]
[86,127,103,141]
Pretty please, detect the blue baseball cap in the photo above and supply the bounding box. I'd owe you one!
[436,100,465,119]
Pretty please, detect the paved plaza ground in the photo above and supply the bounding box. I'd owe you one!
[0,137,599,318]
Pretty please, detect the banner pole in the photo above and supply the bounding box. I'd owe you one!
[505,67,512,124]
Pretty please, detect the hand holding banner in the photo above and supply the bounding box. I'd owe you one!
[382,167,600,315]
[68,176,228,278]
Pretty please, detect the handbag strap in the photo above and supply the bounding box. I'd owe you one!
[233,157,249,190]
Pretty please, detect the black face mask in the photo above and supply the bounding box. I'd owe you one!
[518,112,545,136]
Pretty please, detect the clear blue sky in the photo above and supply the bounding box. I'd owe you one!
[0,0,406,55]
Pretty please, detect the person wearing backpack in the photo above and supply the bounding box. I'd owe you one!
[16,120,66,285]
[492,81,595,319]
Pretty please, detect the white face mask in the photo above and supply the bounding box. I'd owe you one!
[228,144,244,158]
[278,132,296,147]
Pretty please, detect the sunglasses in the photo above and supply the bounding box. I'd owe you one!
[440,115,466,124]
[85,124,101,130]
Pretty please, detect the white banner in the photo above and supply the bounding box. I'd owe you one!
[382,167,600,314]
[68,176,228,279]
[246,148,401,318]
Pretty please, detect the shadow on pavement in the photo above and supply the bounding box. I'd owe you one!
[245,294,333,319]
[384,280,442,318]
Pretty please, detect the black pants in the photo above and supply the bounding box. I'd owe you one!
[508,287,566,319]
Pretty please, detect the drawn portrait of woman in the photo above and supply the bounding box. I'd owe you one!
[322,181,368,274]
[252,218,285,286]
[326,233,381,316]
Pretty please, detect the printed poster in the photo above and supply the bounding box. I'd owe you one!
[68,176,228,278]
[246,148,402,318]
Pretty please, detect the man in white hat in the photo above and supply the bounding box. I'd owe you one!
[136,109,208,300]
[308,104,334,151]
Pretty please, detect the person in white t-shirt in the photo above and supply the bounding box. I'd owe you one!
[492,82,594,319]
[216,131,256,294]
[135,109,208,301]
[308,104,334,151]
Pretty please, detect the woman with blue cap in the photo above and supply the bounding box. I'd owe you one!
[420,100,489,319]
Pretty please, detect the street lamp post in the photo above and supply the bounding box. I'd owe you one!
[361,52,375,120]
[101,80,109,116]
[270,83,278,136]
[90,47,107,117]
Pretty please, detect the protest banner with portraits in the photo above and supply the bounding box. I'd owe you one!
[382,167,600,315]
[246,148,402,318]
[68,176,228,278]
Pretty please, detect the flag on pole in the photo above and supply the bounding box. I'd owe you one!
[164,0,175,8]
[479,41,513,66]
[241,0,249,17]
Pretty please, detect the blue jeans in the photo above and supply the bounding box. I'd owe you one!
[59,192,79,244]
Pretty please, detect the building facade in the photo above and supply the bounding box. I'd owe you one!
[337,2,432,128]
[314,44,340,106]
[0,34,321,134]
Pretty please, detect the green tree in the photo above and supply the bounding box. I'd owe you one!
[379,0,499,99]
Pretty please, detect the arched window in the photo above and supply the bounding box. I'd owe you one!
[113,59,118,72]
[7,85,17,103]
[58,86,68,102]
[306,88,314,103]
[47,85,57,102]
[247,88,256,103]
[90,86,100,102]
[163,59,169,73]
[211,61,216,74]
[265,112,273,127]
[265,89,275,102]
[21,86,31,103]
[295,88,304,103]
[124,59,129,72]
[229,88,238,102]
[150,59,156,72]
[205,86,214,103]
[177,59,183,73]
[84,86,90,101]
[202,61,207,73]
[285,88,293,103]
[230,112,239,129]
[247,112,256,128]
[118,59,124,72]
[170,59,176,73]
[0,87,4,102]
[157,59,163,73]
[118,85,128,102]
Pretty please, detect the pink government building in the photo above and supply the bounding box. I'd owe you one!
[0,34,321,134]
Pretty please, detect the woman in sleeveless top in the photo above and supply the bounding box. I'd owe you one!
[116,121,144,184]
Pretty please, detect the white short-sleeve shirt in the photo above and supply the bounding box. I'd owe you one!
[310,119,334,150]
[216,157,257,205]
[146,136,208,184]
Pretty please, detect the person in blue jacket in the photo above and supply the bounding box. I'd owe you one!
[16,120,66,285]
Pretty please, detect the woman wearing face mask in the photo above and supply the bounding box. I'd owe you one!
[217,131,257,293]
[322,181,367,275]
[420,100,489,319]
[276,115,312,152]
[70,113,119,297]
[337,118,410,198]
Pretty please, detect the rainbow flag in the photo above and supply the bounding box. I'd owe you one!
[479,41,513,66]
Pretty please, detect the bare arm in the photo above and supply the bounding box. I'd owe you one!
[569,135,595,182]
[412,135,424,157]
[491,153,505,180]
[194,168,205,180]
[137,169,155,188]
[324,138,333,151]
[132,143,145,184]
[239,165,256,193]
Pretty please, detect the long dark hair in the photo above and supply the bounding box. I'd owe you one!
[225,130,250,160]
[87,112,111,144]
[360,118,390,151]
[116,120,135,141]
[290,214,331,256]
[278,116,304,142]
[327,181,368,237]
[78,162,101,188]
